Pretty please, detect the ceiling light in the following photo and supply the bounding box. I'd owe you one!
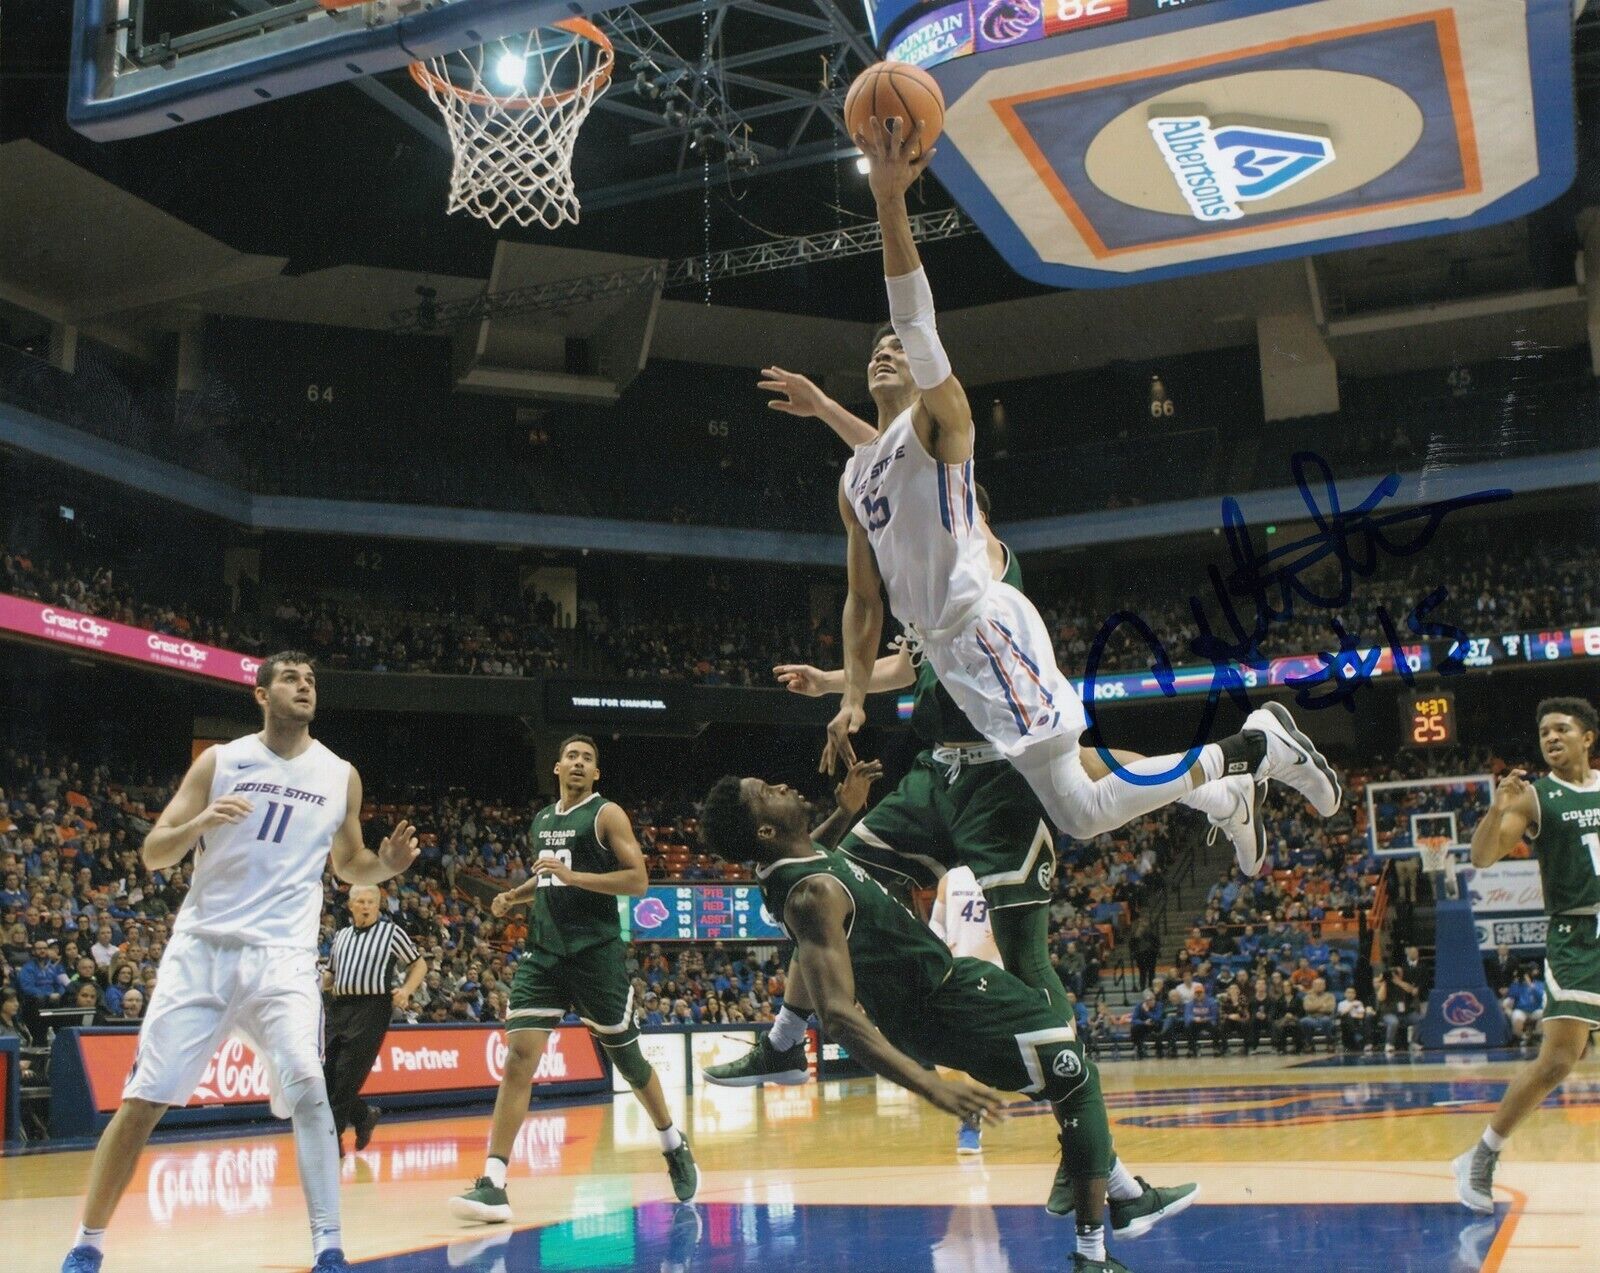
[494,53,526,89]
[855,155,871,175]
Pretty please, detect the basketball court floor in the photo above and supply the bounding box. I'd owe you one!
[5,1051,1598,1271]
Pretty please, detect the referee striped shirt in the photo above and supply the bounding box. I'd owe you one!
[328,918,421,996]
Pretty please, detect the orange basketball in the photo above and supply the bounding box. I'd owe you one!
[844,61,945,159]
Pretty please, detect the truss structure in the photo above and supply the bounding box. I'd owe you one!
[389,207,976,330]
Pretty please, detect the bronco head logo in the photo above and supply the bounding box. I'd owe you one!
[979,0,1039,46]
[1443,991,1484,1027]
[632,897,670,930]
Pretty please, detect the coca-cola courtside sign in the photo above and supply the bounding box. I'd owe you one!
[80,1026,603,1112]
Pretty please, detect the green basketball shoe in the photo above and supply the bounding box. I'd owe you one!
[703,1036,808,1088]
[1046,1154,1075,1218]
[664,1137,700,1202]
[448,1176,512,1224]
[1109,1178,1200,1238]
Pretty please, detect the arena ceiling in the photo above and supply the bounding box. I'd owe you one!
[1,2,1597,373]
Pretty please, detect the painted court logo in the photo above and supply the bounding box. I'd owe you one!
[979,0,1040,46]
[1147,116,1335,221]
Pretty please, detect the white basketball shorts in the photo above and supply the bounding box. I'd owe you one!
[123,931,324,1118]
[924,581,1087,760]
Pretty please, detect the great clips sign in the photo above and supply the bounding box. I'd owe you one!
[78,1025,604,1113]
[0,593,261,685]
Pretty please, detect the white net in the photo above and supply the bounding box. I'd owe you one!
[409,19,613,230]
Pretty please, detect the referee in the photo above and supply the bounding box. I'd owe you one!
[323,883,426,1153]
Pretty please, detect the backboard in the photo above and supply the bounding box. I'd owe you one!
[863,0,1578,287]
[67,0,607,139]
[1365,774,1493,859]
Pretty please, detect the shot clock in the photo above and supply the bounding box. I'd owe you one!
[1402,691,1458,748]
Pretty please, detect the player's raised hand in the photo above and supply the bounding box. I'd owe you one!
[195,794,253,832]
[856,114,934,203]
[821,702,866,774]
[490,890,520,918]
[835,759,885,815]
[774,663,827,696]
[1493,768,1530,809]
[921,1074,1007,1122]
[759,367,826,418]
[378,819,419,873]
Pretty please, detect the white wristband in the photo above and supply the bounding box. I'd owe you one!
[885,267,952,391]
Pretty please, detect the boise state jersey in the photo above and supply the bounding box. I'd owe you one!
[910,546,1024,745]
[528,792,622,955]
[1530,773,1600,914]
[173,734,350,949]
[843,406,991,636]
[929,865,1001,964]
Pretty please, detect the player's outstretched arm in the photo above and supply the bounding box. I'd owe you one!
[529,803,649,897]
[330,767,419,884]
[859,115,972,461]
[143,747,239,871]
[759,366,876,447]
[775,649,916,698]
[812,759,885,849]
[828,478,885,773]
[1470,769,1537,868]
[787,876,1005,1121]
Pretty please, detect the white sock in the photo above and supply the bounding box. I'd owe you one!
[73,1226,106,1253]
[658,1123,684,1153]
[1075,1224,1107,1261]
[1198,742,1225,783]
[1481,1126,1507,1152]
[1179,781,1233,820]
[1106,1156,1142,1202]
[484,1155,508,1189]
[768,1005,809,1051]
[287,1082,342,1259]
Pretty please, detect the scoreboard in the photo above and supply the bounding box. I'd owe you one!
[624,885,785,943]
[1401,691,1458,749]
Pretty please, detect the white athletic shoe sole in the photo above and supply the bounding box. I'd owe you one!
[1246,701,1341,817]
[1452,1149,1495,1215]
[956,1144,984,1157]
[1208,774,1267,878]
[448,1195,513,1225]
[1116,1183,1201,1238]
[701,1067,809,1088]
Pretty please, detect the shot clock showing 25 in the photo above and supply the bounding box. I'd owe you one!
[1402,691,1458,748]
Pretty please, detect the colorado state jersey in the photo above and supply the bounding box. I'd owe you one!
[1530,773,1600,914]
[910,545,1024,744]
[928,865,1001,964]
[173,734,350,949]
[758,845,952,1037]
[843,406,990,636]
[528,793,622,955]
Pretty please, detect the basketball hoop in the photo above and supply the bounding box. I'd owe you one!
[1419,835,1460,900]
[409,18,613,230]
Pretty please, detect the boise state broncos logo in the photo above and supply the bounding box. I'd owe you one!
[1443,991,1484,1027]
[979,0,1040,47]
[633,897,670,930]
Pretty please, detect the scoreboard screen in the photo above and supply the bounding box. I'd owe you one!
[624,885,785,942]
[1402,691,1458,748]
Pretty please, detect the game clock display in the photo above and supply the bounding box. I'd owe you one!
[1402,691,1458,748]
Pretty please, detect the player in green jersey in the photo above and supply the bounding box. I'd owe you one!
[449,735,697,1224]
[700,772,1198,1273]
[1453,697,1600,1213]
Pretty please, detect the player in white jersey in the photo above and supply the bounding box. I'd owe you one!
[825,116,1342,870]
[928,864,1001,1156]
[62,652,420,1273]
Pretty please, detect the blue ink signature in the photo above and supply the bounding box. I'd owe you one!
[1082,453,1513,785]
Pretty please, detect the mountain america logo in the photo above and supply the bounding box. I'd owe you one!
[1147,116,1335,222]
[979,0,1040,46]
[633,897,670,930]
[1443,991,1485,1027]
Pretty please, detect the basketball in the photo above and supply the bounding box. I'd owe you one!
[844,61,944,159]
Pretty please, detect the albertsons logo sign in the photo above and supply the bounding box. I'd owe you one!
[1147,116,1334,221]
